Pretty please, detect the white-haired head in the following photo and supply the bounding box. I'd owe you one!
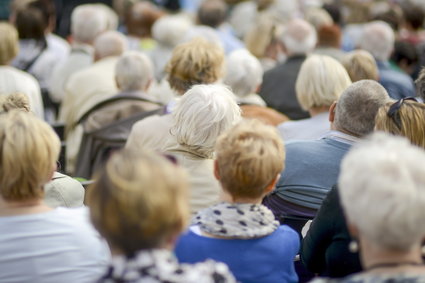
[339,132,425,251]
[333,80,390,137]
[171,84,241,158]
[115,51,153,92]
[71,4,108,44]
[91,3,119,31]
[224,49,263,98]
[280,18,317,55]
[296,55,351,110]
[94,30,127,60]
[152,15,192,47]
[359,21,394,61]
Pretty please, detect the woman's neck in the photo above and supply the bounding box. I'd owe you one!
[220,190,263,205]
[0,198,52,216]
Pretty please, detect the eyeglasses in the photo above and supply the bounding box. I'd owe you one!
[387,97,417,129]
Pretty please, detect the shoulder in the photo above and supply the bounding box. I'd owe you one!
[180,259,237,283]
[44,172,85,208]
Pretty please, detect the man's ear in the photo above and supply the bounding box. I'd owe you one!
[214,160,220,181]
[329,101,337,123]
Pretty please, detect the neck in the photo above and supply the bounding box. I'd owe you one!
[0,197,51,216]
[360,237,423,272]
[220,189,263,205]
[309,105,330,117]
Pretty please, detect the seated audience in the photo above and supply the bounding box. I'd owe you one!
[359,21,415,99]
[311,133,425,282]
[224,49,288,126]
[342,50,379,82]
[278,55,352,141]
[263,80,390,235]
[175,119,299,283]
[164,84,241,214]
[0,110,109,282]
[302,97,425,278]
[126,37,224,153]
[87,149,236,282]
[0,22,43,118]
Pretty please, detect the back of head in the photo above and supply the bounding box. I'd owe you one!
[115,51,153,92]
[87,149,189,256]
[317,24,341,48]
[166,38,224,94]
[339,133,425,251]
[244,15,278,58]
[359,21,394,61]
[71,4,108,44]
[296,55,351,111]
[152,15,192,47]
[334,80,390,137]
[94,31,127,60]
[401,1,424,30]
[224,49,263,98]
[0,111,60,202]
[171,84,241,158]
[342,50,379,82]
[0,92,30,113]
[27,0,56,32]
[305,7,333,31]
[415,68,425,101]
[215,119,284,199]
[0,23,19,65]
[125,1,164,38]
[197,0,227,28]
[280,18,317,55]
[14,5,46,40]
[375,99,425,149]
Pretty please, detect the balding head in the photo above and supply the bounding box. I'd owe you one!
[280,18,317,55]
[197,0,227,28]
[71,4,108,44]
[94,31,127,61]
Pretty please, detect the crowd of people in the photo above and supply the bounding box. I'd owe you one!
[1,0,425,282]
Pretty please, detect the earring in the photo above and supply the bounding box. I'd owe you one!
[348,240,358,253]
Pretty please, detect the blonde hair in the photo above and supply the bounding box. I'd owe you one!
[0,22,19,65]
[0,111,60,201]
[375,100,425,149]
[166,38,224,94]
[215,119,284,199]
[0,93,30,113]
[296,55,352,111]
[342,50,379,82]
[87,150,189,256]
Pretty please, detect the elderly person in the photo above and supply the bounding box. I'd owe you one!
[0,22,43,118]
[314,24,346,62]
[60,30,127,175]
[87,149,236,282]
[260,18,317,120]
[224,49,288,126]
[311,133,425,282]
[175,119,299,283]
[263,80,390,235]
[359,21,415,99]
[49,4,109,104]
[302,97,425,278]
[0,110,109,282]
[342,50,379,82]
[278,55,352,141]
[126,38,225,153]
[164,84,241,214]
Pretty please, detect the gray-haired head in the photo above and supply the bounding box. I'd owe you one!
[94,30,127,61]
[171,84,241,158]
[115,51,153,92]
[280,18,317,55]
[339,132,425,251]
[224,49,263,98]
[333,80,390,137]
[152,15,192,47]
[71,4,108,44]
[359,21,394,61]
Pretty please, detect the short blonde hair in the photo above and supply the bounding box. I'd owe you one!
[87,150,189,256]
[0,22,19,65]
[0,111,60,201]
[166,38,224,94]
[215,119,284,199]
[0,93,30,113]
[296,55,352,111]
[342,50,379,82]
[375,100,425,149]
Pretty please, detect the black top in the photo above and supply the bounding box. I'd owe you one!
[259,55,310,120]
[301,185,362,278]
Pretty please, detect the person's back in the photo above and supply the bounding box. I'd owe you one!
[0,207,109,282]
